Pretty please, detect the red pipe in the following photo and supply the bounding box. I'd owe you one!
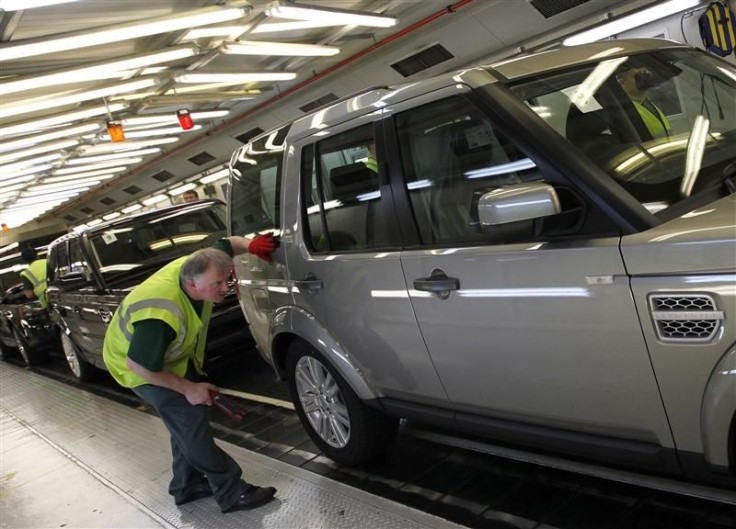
[54,0,474,214]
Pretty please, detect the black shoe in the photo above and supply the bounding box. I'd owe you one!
[222,486,276,513]
[174,479,213,506]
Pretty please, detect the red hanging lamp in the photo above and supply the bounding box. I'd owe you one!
[177,108,194,130]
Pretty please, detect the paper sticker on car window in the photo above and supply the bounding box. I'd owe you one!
[101,232,117,245]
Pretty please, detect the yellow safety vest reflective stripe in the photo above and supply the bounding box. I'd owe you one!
[20,259,48,308]
[102,256,212,388]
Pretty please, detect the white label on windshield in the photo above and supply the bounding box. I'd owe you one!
[101,232,117,245]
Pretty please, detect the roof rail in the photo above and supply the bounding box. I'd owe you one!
[304,85,389,116]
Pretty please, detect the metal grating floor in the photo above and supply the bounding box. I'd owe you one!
[0,363,464,529]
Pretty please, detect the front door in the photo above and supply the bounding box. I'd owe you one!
[389,93,673,446]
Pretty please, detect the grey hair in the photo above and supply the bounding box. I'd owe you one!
[180,248,232,283]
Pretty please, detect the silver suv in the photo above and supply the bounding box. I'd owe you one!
[228,39,736,487]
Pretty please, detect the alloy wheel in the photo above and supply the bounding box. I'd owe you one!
[61,334,82,378]
[294,355,350,448]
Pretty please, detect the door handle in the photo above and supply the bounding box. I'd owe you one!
[413,269,460,299]
[294,274,323,292]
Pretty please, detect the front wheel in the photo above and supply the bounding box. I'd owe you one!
[13,329,47,367]
[60,333,95,382]
[286,340,398,465]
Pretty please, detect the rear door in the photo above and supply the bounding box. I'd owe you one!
[386,92,674,450]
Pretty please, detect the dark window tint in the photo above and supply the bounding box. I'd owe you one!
[230,133,283,237]
[395,96,543,245]
[302,124,389,252]
[88,204,227,286]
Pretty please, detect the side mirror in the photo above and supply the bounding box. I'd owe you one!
[477,182,562,243]
[478,182,561,226]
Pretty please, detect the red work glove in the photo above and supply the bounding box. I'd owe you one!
[248,233,279,262]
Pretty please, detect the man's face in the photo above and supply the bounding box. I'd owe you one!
[188,265,230,303]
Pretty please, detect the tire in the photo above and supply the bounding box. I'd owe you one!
[13,329,47,367]
[286,340,398,465]
[60,332,95,382]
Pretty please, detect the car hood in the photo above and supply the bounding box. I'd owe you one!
[621,194,736,275]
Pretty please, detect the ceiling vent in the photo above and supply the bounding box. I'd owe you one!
[63,215,76,222]
[152,170,174,182]
[99,197,116,205]
[123,185,142,195]
[236,127,265,144]
[391,43,454,78]
[529,0,590,18]
[188,152,216,166]
[80,207,94,214]
[299,93,339,113]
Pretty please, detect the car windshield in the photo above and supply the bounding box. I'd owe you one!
[509,49,736,216]
[87,203,227,286]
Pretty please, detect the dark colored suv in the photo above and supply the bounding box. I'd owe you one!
[46,199,250,381]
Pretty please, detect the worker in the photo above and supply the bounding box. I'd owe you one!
[616,67,671,139]
[102,233,279,513]
[182,189,199,203]
[20,247,48,308]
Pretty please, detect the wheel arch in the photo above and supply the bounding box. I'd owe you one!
[701,343,736,472]
[270,305,380,401]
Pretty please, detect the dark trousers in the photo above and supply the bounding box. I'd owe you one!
[132,383,247,510]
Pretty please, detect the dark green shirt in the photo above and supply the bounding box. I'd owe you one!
[127,239,233,372]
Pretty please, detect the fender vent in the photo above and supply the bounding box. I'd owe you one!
[649,294,724,343]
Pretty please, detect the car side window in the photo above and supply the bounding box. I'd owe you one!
[229,128,286,237]
[301,124,390,252]
[54,241,70,279]
[395,96,545,245]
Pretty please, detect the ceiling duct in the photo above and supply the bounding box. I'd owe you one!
[235,127,265,144]
[188,152,216,166]
[151,170,174,182]
[390,43,454,78]
[99,197,116,205]
[80,207,94,214]
[123,185,143,195]
[299,93,339,113]
[529,0,591,18]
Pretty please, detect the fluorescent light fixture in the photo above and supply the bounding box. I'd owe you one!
[0,183,32,195]
[252,19,344,33]
[0,79,157,119]
[107,125,201,139]
[46,168,125,181]
[168,183,197,195]
[0,0,78,10]
[18,188,88,200]
[0,103,127,137]
[182,25,249,40]
[0,164,54,182]
[465,158,537,179]
[264,2,397,28]
[87,219,103,226]
[122,110,229,125]
[142,194,168,206]
[1,6,248,62]
[0,46,197,96]
[30,177,104,191]
[1,175,35,187]
[103,212,121,221]
[563,0,699,46]
[1,154,62,176]
[0,139,79,164]
[53,159,142,173]
[0,124,99,152]
[221,40,340,56]
[69,148,160,164]
[176,72,296,83]
[200,168,229,184]
[121,204,142,214]
[82,137,179,154]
